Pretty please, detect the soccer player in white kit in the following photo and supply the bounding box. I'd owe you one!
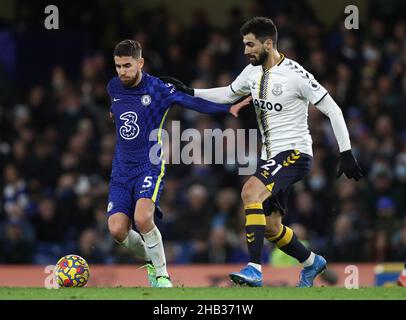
[161,17,363,287]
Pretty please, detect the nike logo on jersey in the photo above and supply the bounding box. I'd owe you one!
[113,98,121,102]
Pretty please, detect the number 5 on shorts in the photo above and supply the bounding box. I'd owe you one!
[142,176,153,188]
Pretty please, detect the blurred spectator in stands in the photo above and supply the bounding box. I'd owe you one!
[207,226,234,263]
[30,197,63,242]
[185,8,212,59]
[93,205,114,258]
[156,185,180,241]
[174,184,212,262]
[324,213,363,262]
[194,50,215,85]
[57,88,89,146]
[27,85,54,132]
[288,191,325,238]
[211,188,238,230]
[391,220,406,261]
[55,173,78,240]
[206,29,232,71]
[26,138,59,190]
[77,228,106,264]
[373,196,401,261]
[10,140,31,179]
[74,192,96,235]
[176,184,212,242]
[374,115,397,159]
[3,163,30,218]
[51,66,69,97]
[164,42,193,84]
[394,150,406,214]
[335,63,356,108]
[0,218,35,263]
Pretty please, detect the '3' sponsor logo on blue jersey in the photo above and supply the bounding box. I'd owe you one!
[119,111,140,140]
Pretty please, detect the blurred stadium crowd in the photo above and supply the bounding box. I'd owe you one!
[0,0,405,265]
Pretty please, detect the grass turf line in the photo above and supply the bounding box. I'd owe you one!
[0,287,406,300]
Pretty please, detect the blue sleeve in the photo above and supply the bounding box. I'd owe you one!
[170,91,231,114]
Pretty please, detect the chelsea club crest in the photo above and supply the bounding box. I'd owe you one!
[141,94,152,106]
[272,83,283,96]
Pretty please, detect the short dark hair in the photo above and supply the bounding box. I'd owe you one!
[240,17,278,45]
[113,39,142,58]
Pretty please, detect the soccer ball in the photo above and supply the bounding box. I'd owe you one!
[55,254,90,287]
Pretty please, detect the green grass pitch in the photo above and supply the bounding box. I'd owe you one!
[1,287,406,300]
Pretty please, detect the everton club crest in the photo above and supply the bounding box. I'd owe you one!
[272,83,283,96]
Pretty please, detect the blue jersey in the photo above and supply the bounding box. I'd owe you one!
[107,73,231,176]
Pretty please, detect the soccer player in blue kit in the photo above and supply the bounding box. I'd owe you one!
[106,39,249,287]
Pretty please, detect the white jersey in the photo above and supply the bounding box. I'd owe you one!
[230,55,327,160]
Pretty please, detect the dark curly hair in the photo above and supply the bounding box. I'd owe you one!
[240,17,278,45]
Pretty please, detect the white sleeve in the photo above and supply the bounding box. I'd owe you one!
[313,94,351,152]
[296,70,328,105]
[194,65,252,104]
[194,86,239,104]
[229,64,252,97]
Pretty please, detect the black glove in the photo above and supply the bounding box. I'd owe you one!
[337,150,364,181]
[159,76,194,96]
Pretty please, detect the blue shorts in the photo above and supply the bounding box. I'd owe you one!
[107,161,165,219]
[254,150,312,215]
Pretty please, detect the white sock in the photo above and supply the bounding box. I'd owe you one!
[248,262,262,272]
[302,252,315,267]
[120,229,150,262]
[141,226,168,277]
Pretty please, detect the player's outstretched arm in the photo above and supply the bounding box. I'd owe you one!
[171,91,251,116]
[160,73,247,104]
[159,76,194,96]
[314,94,364,180]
